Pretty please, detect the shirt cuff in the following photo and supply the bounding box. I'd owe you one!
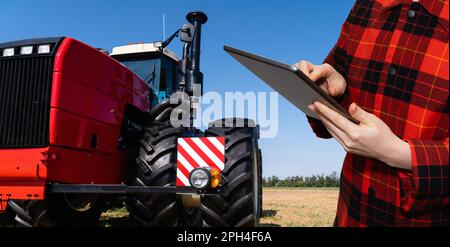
[307,117,333,139]
[399,138,449,213]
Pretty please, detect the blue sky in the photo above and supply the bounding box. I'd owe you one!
[2,0,355,178]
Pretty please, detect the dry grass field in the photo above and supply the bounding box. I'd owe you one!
[259,188,339,227]
[99,187,339,227]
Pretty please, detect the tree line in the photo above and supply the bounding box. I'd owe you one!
[262,172,340,187]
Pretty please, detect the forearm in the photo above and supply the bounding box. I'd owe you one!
[379,138,412,171]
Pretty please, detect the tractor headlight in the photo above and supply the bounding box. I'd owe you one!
[20,46,33,55]
[38,44,50,54]
[3,48,15,57]
[189,168,211,190]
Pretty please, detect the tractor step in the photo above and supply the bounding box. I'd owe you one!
[46,184,202,195]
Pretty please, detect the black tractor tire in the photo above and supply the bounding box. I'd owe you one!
[257,148,263,219]
[125,120,201,227]
[201,118,262,227]
[0,207,16,227]
[8,194,107,227]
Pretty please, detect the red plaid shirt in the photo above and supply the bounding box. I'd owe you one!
[308,0,449,226]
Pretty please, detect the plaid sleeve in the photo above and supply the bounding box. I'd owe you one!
[307,17,351,139]
[399,138,449,213]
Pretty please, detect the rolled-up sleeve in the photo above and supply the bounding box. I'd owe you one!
[399,137,449,213]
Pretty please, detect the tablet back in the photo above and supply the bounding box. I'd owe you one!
[224,45,358,124]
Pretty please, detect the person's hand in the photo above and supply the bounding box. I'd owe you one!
[308,101,412,170]
[294,61,346,97]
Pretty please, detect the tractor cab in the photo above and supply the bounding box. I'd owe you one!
[110,43,179,106]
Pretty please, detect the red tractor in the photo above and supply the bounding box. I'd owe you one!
[0,12,262,227]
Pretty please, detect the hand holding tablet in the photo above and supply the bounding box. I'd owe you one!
[293,60,347,99]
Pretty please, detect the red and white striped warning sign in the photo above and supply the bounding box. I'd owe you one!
[176,137,225,187]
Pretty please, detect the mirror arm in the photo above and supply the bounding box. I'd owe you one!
[161,29,182,49]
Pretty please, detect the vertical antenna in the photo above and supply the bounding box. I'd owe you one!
[162,14,166,41]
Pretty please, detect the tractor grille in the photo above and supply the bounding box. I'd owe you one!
[0,55,55,147]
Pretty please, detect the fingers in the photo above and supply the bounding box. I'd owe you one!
[349,103,371,124]
[294,60,315,77]
[309,66,329,82]
[309,104,363,153]
[294,60,327,81]
[295,61,330,92]
[313,101,357,134]
[294,61,346,97]
[323,63,346,97]
[328,81,344,97]
[310,105,350,146]
[327,85,337,96]
[318,79,329,93]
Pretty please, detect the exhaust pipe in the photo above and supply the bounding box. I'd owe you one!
[185,11,208,97]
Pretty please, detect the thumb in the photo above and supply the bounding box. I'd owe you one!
[349,103,370,123]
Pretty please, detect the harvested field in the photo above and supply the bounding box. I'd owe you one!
[259,188,339,227]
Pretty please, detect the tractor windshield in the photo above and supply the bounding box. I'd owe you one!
[118,56,177,103]
[121,58,161,92]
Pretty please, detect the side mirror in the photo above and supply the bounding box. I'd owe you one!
[180,23,195,43]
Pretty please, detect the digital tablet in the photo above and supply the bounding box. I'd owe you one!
[224,45,359,124]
